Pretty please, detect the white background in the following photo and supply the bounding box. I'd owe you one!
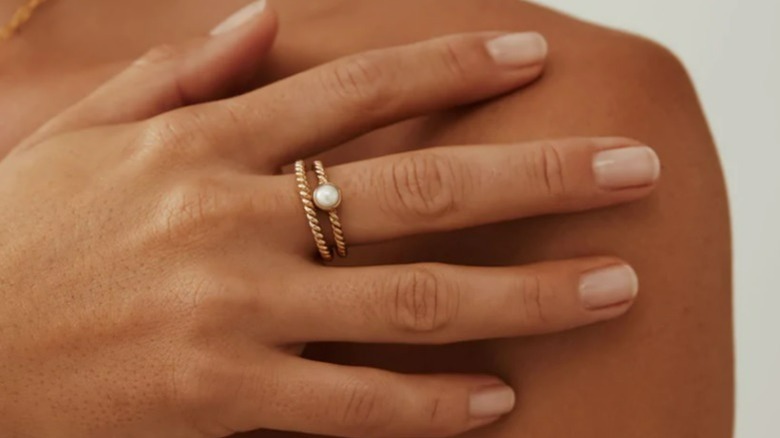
[533,0,780,436]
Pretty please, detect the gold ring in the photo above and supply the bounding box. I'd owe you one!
[312,160,348,258]
[295,160,333,261]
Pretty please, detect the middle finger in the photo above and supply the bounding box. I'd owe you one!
[272,258,639,344]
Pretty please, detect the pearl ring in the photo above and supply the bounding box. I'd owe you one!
[294,160,348,260]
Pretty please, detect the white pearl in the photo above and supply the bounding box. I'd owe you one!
[313,183,342,211]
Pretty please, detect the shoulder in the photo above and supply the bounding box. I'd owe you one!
[273,0,690,82]
[271,2,734,436]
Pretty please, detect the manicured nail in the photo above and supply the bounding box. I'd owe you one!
[593,146,661,189]
[486,32,548,67]
[469,385,516,418]
[210,0,267,36]
[579,265,639,310]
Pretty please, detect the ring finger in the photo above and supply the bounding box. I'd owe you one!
[272,136,660,248]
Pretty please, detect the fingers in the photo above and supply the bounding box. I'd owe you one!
[229,355,516,437]
[275,258,638,344]
[22,0,277,147]
[185,31,547,168]
[275,137,660,246]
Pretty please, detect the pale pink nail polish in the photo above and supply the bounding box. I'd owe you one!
[593,146,661,189]
[579,265,639,310]
[210,0,267,36]
[485,32,548,67]
[469,385,516,418]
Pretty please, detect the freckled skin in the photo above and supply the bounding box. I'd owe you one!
[0,1,732,437]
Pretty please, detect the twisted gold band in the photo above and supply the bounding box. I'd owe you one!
[295,160,333,261]
[313,160,348,258]
[0,0,50,43]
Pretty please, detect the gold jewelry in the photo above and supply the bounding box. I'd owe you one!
[313,160,347,257]
[312,160,348,258]
[295,160,333,261]
[0,0,51,42]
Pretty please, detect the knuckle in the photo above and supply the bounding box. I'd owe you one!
[139,115,185,150]
[165,277,261,427]
[389,265,458,334]
[168,355,249,438]
[337,380,390,435]
[324,53,387,114]
[531,142,569,199]
[134,114,209,167]
[383,152,461,221]
[180,274,245,332]
[179,273,275,342]
[156,178,230,245]
[169,355,209,408]
[169,352,240,412]
[517,274,549,327]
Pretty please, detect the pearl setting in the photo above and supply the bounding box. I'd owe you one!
[312,183,342,211]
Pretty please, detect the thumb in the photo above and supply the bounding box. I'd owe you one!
[24,0,277,146]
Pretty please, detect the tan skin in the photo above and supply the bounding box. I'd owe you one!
[0,0,733,437]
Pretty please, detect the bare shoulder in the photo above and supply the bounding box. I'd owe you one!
[271,0,692,85]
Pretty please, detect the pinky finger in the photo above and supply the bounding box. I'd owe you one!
[228,356,516,437]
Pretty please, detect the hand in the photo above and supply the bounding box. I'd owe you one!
[0,3,660,437]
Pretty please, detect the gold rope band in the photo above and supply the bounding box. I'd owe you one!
[295,160,333,261]
[1,0,50,42]
[313,160,348,258]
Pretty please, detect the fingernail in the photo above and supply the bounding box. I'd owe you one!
[486,32,548,67]
[593,146,661,189]
[210,0,267,36]
[579,265,639,310]
[469,385,516,418]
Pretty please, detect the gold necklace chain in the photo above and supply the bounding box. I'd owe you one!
[0,0,50,42]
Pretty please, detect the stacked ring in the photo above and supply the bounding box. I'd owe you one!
[312,160,348,258]
[295,160,348,261]
[295,160,333,261]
